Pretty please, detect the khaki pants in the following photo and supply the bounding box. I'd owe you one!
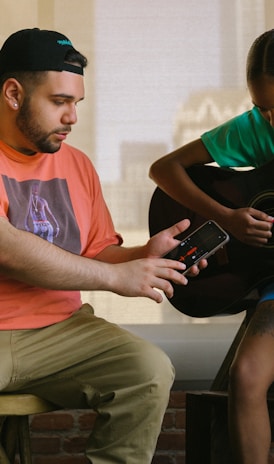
[0,304,174,463]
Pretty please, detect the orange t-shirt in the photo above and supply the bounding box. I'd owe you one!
[0,141,122,329]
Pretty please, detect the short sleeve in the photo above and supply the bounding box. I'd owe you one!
[201,107,274,168]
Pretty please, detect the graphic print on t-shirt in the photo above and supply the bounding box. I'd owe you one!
[3,176,81,254]
[25,181,60,243]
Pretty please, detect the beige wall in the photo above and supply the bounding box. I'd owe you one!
[265,0,274,27]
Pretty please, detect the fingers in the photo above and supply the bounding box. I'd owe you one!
[149,257,208,301]
[150,260,208,302]
[162,258,186,273]
[137,259,188,302]
[248,214,273,244]
[232,208,274,246]
[149,260,189,299]
[249,209,274,234]
[166,218,191,238]
[184,258,208,277]
[146,288,164,304]
[250,207,274,223]
[114,256,203,304]
[147,219,191,259]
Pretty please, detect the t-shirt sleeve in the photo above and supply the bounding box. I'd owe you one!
[79,164,123,258]
[85,183,123,257]
[201,107,274,168]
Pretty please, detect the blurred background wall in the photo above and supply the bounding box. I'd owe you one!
[1,0,274,382]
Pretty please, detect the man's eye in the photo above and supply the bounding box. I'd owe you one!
[54,100,65,106]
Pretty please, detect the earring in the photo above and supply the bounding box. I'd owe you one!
[13,103,18,108]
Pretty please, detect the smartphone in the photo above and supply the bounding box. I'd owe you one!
[163,220,230,274]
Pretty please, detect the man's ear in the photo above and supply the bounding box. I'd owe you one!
[2,78,23,110]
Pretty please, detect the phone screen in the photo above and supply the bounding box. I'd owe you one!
[163,220,229,272]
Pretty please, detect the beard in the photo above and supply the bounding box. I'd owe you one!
[16,97,68,154]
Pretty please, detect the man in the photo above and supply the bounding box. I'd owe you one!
[0,28,206,463]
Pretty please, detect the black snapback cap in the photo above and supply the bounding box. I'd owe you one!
[0,28,84,77]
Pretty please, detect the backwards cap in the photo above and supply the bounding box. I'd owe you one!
[0,28,84,77]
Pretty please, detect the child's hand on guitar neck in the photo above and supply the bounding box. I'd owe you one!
[224,207,273,247]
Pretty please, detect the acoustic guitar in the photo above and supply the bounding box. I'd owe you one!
[149,162,274,317]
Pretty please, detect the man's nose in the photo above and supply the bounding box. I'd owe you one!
[62,105,78,125]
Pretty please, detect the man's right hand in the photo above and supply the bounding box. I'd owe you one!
[108,257,188,303]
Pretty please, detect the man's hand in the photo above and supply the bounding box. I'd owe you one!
[143,219,208,276]
[94,219,208,302]
[109,257,189,303]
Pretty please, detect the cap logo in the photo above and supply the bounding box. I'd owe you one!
[57,39,73,46]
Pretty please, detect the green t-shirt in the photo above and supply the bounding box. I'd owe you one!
[201,106,274,168]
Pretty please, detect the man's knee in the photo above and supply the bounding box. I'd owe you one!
[123,335,175,393]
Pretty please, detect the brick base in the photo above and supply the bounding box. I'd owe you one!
[26,391,185,464]
[24,390,274,464]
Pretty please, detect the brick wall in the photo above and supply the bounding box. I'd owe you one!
[21,390,274,464]
[27,389,274,464]
[28,391,186,464]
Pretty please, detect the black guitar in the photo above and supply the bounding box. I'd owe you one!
[149,161,274,317]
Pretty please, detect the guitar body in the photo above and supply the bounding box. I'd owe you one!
[149,162,274,317]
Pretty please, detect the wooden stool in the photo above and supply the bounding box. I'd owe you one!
[186,390,274,464]
[0,393,58,464]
